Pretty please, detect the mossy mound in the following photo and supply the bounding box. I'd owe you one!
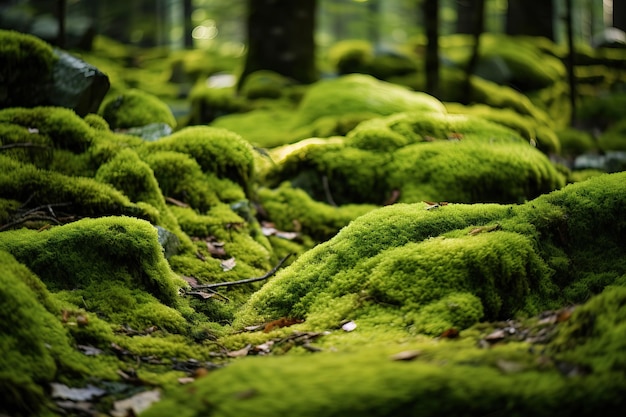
[99,88,177,129]
[145,286,626,417]
[266,112,564,205]
[235,172,626,335]
[293,74,446,128]
[0,29,57,109]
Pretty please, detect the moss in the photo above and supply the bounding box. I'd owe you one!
[0,121,54,168]
[598,119,626,151]
[0,155,155,223]
[236,172,626,335]
[239,70,293,100]
[257,182,377,242]
[99,88,177,129]
[269,112,564,206]
[0,107,96,154]
[142,339,626,417]
[327,39,374,74]
[556,127,597,156]
[293,74,446,128]
[188,85,248,125]
[84,113,110,131]
[210,108,297,148]
[0,216,184,307]
[577,93,626,130]
[146,126,255,193]
[0,29,57,108]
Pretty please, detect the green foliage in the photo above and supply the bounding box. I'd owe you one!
[240,70,293,100]
[188,85,248,125]
[99,88,177,129]
[577,93,626,130]
[0,29,57,109]
[556,127,597,156]
[598,119,626,151]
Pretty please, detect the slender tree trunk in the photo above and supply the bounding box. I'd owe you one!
[239,0,318,88]
[463,0,485,103]
[506,0,554,40]
[183,0,193,48]
[456,0,474,34]
[423,0,439,97]
[57,0,66,48]
[565,0,577,125]
[614,0,626,31]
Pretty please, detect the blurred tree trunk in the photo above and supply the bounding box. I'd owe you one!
[423,0,439,97]
[506,0,554,40]
[565,0,577,125]
[463,0,485,102]
[614,0,626,31]
[239,0,317,87]
[183,0,193,48]
[57,0,66,48]
[456,0,479,34]
[367,0,381,48]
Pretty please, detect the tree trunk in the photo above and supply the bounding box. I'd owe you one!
[506,0,554,40]
[456,0,476,34]
[463,0,485,103]
[239,0,318,87]
[614,0,626,31]
[565,0,577,125]
[183,0,193,48]
[423,0,439,98]
[57,0,66,49]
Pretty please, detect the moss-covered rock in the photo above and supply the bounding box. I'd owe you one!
[99,88,177,129]
[267,112,564,205]
[327,39,374,75]
[235,172,626,335]
[0,29,57,109]
[293,74,446,128]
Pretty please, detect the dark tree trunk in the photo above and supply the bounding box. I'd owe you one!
[183,0,193,48]
[463,0,485,103]
[367,0,381,48]
[57,0,66,48]
[565,0,577,125]
[423,0,439,97]
[614,0,626,31]
[506,0,554,40]
[456,0,477,34]
[239,0,318,87]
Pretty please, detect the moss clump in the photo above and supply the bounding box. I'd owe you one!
[556,127,597,156]
[188,85,248,125]
[239,70,294,100]
[268,112,564,205]
[293,74,446,128]
[0,29,57,109]
[235,172,626,335]
[146,126,255,193]
[597,119,626,151]
[99,88,177,129]
[327,39,374,74]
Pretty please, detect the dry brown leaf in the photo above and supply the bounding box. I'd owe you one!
[263,317,304,333]
[220,257,236,272]
[111,389,161,417]
[390,350,422,361]
[227,344,252,358]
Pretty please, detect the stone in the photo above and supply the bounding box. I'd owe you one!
[49,49,110,116]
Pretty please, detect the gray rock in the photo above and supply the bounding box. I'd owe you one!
[49,49,110,116]
[120,123,173,141]
[155,226,180,259]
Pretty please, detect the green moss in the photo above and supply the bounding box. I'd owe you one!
[257,182,377,242]
[236,172,626,335]
[577,93,626,130]
[146,126,255,193]
[188,85,248,125]
[0,155,154,223]
[0,121,53,168]
[327,39,374,74]
[598,119,626,151]
[0,29,57,108]
[99,88,177,129]
[269,112,564,206]
[556,127,597,156]
[211,108,297,148]
[143,339,626,417]
[239,70,293,100]
[0,216,184,307]
[0,107,96,154]
[293,74,446,128]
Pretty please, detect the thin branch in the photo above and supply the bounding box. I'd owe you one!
[0,142,50,150]
[193,253,293,290]
[322,175,337,207]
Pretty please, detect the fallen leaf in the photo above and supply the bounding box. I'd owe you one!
[341,321,357,332]
[496,360,526,374]
[227,344,252,358]
[206,240,227,258]
[390,350,422,361]
[244,324,263,332]
[50,383,106,401]
[111,389,161,417]
[181,275,199,287]
[439,328,460,339]
[264,317,304,333]
[484,329,507,343]
[178,377,195,385]
[221,257,236,272]
[77,344,103,356]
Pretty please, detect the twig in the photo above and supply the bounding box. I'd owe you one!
[322,175,337,207]
[193,253,293,290]
[0,142,50,150]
